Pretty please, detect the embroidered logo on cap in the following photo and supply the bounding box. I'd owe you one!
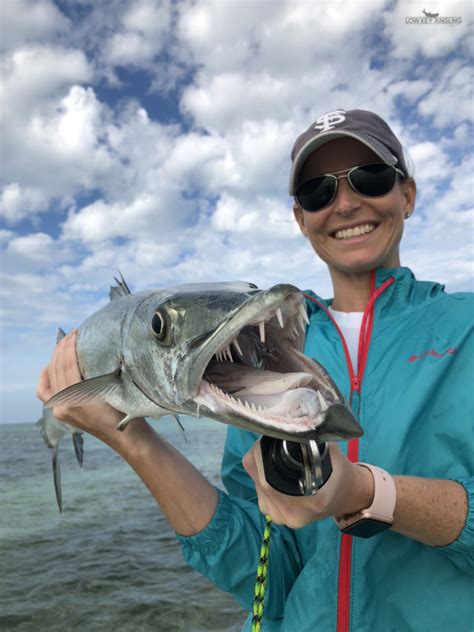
[313,109,346,132]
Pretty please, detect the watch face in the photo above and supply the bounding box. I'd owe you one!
[340,517,392,539]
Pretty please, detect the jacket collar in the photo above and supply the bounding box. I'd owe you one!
[305,267,445,321]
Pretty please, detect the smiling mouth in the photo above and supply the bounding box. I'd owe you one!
[331,222,379,240]
[192,287,361,441]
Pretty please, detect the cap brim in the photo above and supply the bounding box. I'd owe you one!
[289,131,398,195]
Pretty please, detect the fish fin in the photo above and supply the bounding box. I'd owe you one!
[173,414,188,442]
[316,404,364,442]
[44,368,122,409]
[109,270,132,301]
[116,414,134,431]
[56,327,67,343]
[72,432,84,467]
[52,445,63,513]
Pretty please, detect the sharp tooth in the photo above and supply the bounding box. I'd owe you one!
[226,346,233,362]
[300,305,309,325]
[216,351,222,362]
[298,315,306,333]
[251,403,257,412]
[232,337,243,355]
[316,390,328,411]
[276,308,284,328]
[259,321,265,343]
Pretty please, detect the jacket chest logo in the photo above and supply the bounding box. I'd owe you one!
[409,347,458,362]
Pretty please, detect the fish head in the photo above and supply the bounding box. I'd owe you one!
[125,282,363,444]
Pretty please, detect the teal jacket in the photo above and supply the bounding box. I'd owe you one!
[178,268,474,631]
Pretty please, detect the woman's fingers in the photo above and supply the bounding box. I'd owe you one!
[49,330,82,393]
[36,367,52,403]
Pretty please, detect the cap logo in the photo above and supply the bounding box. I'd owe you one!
[313,109,346,132]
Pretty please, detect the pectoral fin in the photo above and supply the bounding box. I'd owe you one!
[44,368,122,409]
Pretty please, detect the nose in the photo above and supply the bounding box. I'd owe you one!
[333,175,361,215]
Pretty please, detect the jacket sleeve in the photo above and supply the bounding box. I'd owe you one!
[435,476,474,576]
[176,427,304,617]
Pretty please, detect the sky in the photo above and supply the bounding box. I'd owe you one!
[0,0,473,424]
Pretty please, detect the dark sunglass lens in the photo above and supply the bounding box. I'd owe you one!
[350,164,396,197]
[296,176,336,211]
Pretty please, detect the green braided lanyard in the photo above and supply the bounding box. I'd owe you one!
[252,514,272,632]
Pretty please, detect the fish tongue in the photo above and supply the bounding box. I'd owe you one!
[232,370,313,396]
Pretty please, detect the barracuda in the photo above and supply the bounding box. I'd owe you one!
[38,275,363,511]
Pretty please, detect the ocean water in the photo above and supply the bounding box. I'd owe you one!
[0,418,247,632]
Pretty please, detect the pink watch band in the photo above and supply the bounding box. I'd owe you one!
[335,463,397,529]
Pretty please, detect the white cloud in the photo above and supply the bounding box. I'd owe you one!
[0,0,69,50]
[0,184,47,223]
[7,232,55,261]
[104,0,172,66]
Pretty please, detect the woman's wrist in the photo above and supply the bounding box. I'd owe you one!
[338,463,375,517]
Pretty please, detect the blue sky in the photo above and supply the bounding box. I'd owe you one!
[0,0,473,423]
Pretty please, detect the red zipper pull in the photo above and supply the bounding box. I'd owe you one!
[351,376,360,392]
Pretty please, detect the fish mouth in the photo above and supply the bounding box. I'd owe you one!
[192,284,361,442]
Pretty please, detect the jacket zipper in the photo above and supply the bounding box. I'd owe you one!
[303,271,394,632]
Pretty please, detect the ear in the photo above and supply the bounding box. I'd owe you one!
[400,177,417,218]
[293,203,308,238]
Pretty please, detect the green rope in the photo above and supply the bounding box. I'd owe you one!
[252,514,272,632]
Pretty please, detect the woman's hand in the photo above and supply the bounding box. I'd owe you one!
[243,439,374,529]
[36,330,126,443]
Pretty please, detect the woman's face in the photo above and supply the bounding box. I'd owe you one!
[293,137,416,276]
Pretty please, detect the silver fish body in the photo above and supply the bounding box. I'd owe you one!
[39,277,363,510]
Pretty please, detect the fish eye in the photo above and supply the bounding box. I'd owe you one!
[151,311,166,339]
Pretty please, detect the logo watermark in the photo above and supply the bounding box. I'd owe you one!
[406,9,462,25]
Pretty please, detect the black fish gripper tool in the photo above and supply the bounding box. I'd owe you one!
[260,436,332,496]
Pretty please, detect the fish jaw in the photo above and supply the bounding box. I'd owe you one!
[185,284,362,443]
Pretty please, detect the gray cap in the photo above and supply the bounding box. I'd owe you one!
[289,108,408,195]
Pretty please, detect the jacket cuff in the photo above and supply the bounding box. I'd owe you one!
[435,477,473,564]
[175,488,232,556]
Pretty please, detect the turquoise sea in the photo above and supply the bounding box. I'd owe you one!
[0,418,247,631]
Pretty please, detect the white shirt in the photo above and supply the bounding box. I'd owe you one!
[328,307,364,373]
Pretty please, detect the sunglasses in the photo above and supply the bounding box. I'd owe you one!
[294,162,405,212]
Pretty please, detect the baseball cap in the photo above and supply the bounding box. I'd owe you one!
[289,109,409,195]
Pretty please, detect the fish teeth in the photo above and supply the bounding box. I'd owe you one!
[316,390,328,411]
[276,307,284,328]
[232,337,243,355]
[298,314,306,333]
[259,321,266,343]
[300,304,309,325]
[225,345,233,362]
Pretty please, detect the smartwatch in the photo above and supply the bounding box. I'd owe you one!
[334,463,396,539]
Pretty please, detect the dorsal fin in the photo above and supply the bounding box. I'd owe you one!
[109,270,132,301]
[56,327,67,343]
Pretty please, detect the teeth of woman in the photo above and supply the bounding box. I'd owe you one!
[259,321,266,343]
[300,305,309,324]
[275,308,284,328]
[232,337,243,355]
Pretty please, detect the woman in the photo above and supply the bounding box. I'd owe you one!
[37,109,473,631]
